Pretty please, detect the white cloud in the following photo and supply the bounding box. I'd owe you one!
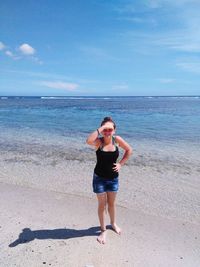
[5,50,13,57]
[4,50,20,60]
[0,41,6,50]
[116,1,200,54]
[1,42,41,63]
[122,25,200,54]
[19,43,36,55]
[151,29,200,53]
[40,81,79,90]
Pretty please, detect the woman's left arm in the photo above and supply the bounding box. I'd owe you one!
[113,136,133,172]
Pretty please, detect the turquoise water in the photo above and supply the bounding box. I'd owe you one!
[1,96,200,143]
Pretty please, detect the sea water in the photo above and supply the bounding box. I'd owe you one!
[1,95,200,165]
[1,96,200,140]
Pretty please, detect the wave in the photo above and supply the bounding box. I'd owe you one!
[40,96,68,99]
[1,95,200,100]
[40,96,112,100]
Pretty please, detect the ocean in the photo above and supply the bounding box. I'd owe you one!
[1,95,200,141]
[0,96,200,222]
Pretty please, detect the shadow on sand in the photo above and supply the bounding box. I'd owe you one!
[9,226,100,247]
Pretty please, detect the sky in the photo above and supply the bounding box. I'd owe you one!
[1,0,200,96]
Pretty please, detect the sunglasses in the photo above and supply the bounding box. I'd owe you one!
[103,128,114,132]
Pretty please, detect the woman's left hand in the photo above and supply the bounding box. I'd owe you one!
[112,163,122,172]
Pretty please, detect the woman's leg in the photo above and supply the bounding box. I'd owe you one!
[96,193,107,244]
[107,192,121,234]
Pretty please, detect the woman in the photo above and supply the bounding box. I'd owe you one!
[86,117,132,244]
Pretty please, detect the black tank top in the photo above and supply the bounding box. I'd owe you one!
[94,136,119,179]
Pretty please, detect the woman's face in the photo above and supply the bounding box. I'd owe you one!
[102,122,115,137]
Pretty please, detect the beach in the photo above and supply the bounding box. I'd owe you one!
[2,0,200,264]
[1,182,200,267]
[1,96,200,266]
[1,138,200,267]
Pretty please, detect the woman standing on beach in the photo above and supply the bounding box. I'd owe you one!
[86,117,132,244]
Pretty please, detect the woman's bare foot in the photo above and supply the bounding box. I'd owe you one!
[97,230,107,244]
[111,223,121,235]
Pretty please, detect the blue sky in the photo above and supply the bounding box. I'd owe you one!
[1,0,200,96]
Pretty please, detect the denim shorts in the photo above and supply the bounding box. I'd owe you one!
[92,173,119,194]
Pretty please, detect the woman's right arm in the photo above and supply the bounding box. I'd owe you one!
[86,126,104,146]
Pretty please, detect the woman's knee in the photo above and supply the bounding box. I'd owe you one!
[98,202,106,212]
[107,199,115,209]
[97,199,107,210]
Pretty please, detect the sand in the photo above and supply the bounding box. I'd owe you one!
[1,136,200,266]
[1,181,200,267]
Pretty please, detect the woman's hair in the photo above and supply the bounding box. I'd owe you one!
[101,117,116,129]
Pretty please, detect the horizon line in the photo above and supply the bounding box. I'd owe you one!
[1,95,200,97]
